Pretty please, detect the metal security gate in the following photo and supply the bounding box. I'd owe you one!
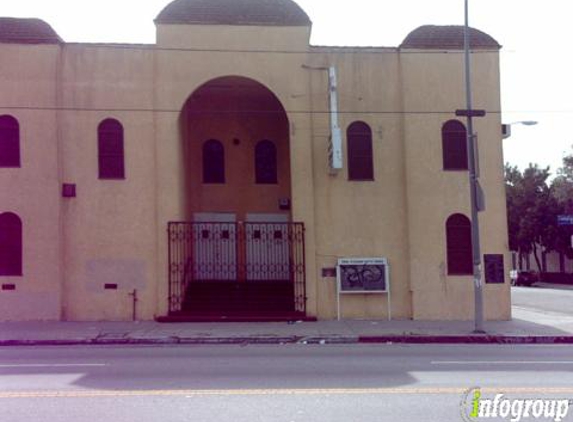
[167,222,306,317]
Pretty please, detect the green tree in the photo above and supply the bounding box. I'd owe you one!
[551,148,573,259]
[505,163,561,271]
[553,151,573,212]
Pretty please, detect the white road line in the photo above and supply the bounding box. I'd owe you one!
[0,363,107,368]
[431,361,573,365]
[3,387,573,399]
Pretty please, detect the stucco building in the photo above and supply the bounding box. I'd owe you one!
[0,0,510,321]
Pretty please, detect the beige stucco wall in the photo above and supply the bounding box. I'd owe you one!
[0,22,510,321]
[0,44,62,320]
[156,24,311,51]
[400,49,510,320]
[303,47,411,320]
[56,44,159,321]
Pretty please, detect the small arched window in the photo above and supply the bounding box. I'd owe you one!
[255,140,277,184]
[203,140,225,184]
[0,212,23,276]
[98,118,125,179]
[0,115,20,168]
[347,121,374,181]
[446,213,473,275]
[442,120,468,170]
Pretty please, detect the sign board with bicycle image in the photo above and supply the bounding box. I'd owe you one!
[336,258,391,320]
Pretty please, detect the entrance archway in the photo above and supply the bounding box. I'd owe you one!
[182,76,291,221]
[168,76,306,320]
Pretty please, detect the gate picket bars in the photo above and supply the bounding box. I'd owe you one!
[167,222,306,316]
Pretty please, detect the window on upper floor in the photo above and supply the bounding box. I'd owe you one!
[442,120,468,171]
[0,115,20,168]
[255,140,278,184]
[347,121,374,181]
[0,212,23,276]
[98,119,125,179]
[203,139,225,184]
[446,213,473,275]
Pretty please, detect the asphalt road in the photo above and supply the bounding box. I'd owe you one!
[513,285,573,315]
[2,344,573,422]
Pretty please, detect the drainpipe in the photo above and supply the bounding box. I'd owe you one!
[327,66,343,174]
[301,64,343,174]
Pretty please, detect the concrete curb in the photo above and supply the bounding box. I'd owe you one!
[0,336,307,347]
[358,335,573,344]
[2,335,573,346]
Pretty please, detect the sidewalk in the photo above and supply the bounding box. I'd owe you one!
[2,307,573,346]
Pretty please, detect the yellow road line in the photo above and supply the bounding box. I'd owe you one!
[1,387,573,399]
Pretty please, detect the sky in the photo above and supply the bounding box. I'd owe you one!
[2,0,572,174]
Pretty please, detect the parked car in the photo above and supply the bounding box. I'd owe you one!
[510,270,539,287]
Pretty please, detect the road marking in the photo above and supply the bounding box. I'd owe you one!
[2,387,573,399]
[0,364,107,368]
[432,361,573,365]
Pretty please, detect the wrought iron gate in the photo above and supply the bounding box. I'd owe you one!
[168,222,306,316]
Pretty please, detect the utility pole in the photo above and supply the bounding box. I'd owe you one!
[456,0,486,333]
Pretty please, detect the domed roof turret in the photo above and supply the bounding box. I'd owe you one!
[156,0,311,26]
[401,25,500,50]
[0,17,61,44]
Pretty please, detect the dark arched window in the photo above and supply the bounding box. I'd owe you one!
[442,120,468,170]
[0,212,22,276]
[98,119,125,179]
[0,115,20,168]
[347,121,374,181]
[203,140,225,184]
[446,214,473,275]
[255,140,277,184]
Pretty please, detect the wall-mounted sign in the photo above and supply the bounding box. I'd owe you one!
[337,258,388,293]
[321,267,337,278]
[336,258,391,321]
[484,254,504,284]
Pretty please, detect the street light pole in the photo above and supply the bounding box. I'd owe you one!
[502,121,539,139]
[463,0,485,334]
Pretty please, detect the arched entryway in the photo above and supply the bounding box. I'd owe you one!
[167,76,306,320]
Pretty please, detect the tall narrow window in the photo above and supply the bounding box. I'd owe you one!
[347,121,374,181]
[98,119,125,179]
[203,139,225,184]
[255,140,277,184]
[0,115,20,168]
[0,212,22,276]
[446,214,472,275]
[442,120,468,170]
